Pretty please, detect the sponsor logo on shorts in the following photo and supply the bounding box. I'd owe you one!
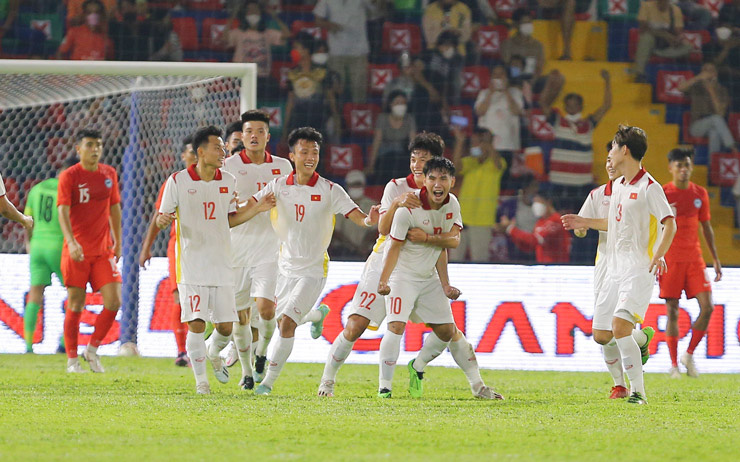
[293,307,301,314]
[104,178,113,188]
[629,192,638,200]
[78,183,87,188]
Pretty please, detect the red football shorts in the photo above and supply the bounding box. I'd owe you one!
[167,239,178,291]
[61,249,122,291]
[659,259,711,300]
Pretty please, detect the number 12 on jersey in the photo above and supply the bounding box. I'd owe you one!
[203,201,215,220]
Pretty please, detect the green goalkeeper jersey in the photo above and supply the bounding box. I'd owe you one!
[24,178,64,249]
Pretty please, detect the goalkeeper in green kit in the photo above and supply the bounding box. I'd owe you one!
[23,158,77,353]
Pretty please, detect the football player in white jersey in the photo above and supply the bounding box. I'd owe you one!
[249,127,380,395]
[318,133,499,399]
[376,157,504,400]
[157,126,275,394]
[563,125,676,404]
[0,171,34,230]
[222,110,293,390]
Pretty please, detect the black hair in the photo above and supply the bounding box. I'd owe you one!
[606,141,613,153]
[423,156,456,177]
[408,131,445,158]
[191,125,222,154]
[294,31,317,54]
[472,126,492,138]
[613,124,648,161]
[436,29,459,48]
[238,1,266,31]
[241,109,271,127]
[519,172,538,190]
[385,89,409,112]
[225,121,242,141]
[287,126,323,150]
[82,0,104,12]
[508,54,525,65]
[667,147,694,163]
[512,7,531,24]
[75,128,102,143]
[564,93,584,107]
[181,134,193,152]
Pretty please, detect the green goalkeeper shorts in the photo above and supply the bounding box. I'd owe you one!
[29,244,64,287]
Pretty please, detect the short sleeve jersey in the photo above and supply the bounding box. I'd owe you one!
[663,181,710,263]
[372,174,420,254]
[25,178,64,247]
[154,180,176,242]
[224,150,292,268]
[0,172,5,196]
[578,181,613,265]
[57,163,120,257]
[389,188,463,281]
[159,165,237,286]
[607,169,674,274]
[253,171,359,278]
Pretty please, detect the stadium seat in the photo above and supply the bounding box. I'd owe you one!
[700,0,725,18]
[290,20,327,40]
[186,0,225,11]
[682,112,708,145]
[629,28,708,63]
[382,22,422,55]
[728,113,740,143]
[324,144,364,176]
[487,0,521,19]
[172,17,200,52]
[260,103,286,134]
[461,66,490,99]
[709,152,740,186]
[656,70,693,104]
[201,18,236,51]
[271,61,293,90]
[598,0,641,20]
[474,25,508,59]
[528,109,555,141]
[343,103,381,137]
[367,64,399,96]
[448,105,474,136]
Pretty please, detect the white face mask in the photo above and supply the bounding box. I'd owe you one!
[311,53,328,65]
[470,146,483,158]
[391,104,407,117]
[347,186,365,200]
[565,112,582,123]
[532,201,547,218]
[519,23,534,36]
[716,27,732,41]
[246,14,261,27]
[441,48,455,59]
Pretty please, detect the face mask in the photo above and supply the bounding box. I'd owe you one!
[441,48,455,59]
[347,186,365,200]
[510,66,522,78]
[246,14,261,27]
[716,27,732,41]
[470,146,483,158]
[491,78,504,90]
[519,23,534,37]
[391,104,407,117]
[311,53,328,65]
[87,13,100,26]
[532,201,547,218]
[565,112,582,122]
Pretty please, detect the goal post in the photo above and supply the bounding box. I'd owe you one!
[0,60,257,353]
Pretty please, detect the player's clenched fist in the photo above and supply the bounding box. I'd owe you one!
[156,213,174,230]
[68,240,84,262]
[561,213,586,231]
[377,280,390,296]
[444,285,461,300]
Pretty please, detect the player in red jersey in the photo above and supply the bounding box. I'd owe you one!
[57,128,122,373]
[660,147,722,378]
[139,136,197,367]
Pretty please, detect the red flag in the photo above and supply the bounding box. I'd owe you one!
[311,195,321,201]
[220,187,228,194]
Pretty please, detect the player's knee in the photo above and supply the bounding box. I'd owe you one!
[216,323,232,336]
[593,330,612,345]
[188,320,206,333]
[433,324,455,342]
[387,321,406,335]
[237,310,249,325]
[279,316,297,336]
[700,303,714,317]
[451,327,463,342]
[344,316,369,341]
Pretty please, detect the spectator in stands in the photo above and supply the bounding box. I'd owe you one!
[66,0,116,27]
[56,0,114,61]
[313,0,377,104]
[536,0,583,61]
[0,0,47,57]
[497,174,539,262]
[719,0,740,33]
[450,126,506,262]
[329,170,377,258]
[109,0,152,61]
[422,29,464,107]
[543,70,612,212]
[631,0,693,83]
[502,188,571,263]
[283,32,339,143]
[474,64,524,185]
[367,90,417,183]
[382,52,416,106]
[676,0,713,30]
[148,9,183,62]
[678,62,739,155]
[501,8,563,105]
[422,0,472,58]
[704,25,740,110]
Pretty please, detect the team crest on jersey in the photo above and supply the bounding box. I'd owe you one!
[311,195,321,201]
[423,219,430,225]
[219,187,229,194]
[188,189,197,195]
[446,212,453,219]
[629,193,638,200]
[272,169,281,175]
[694,198,702,208]
[104,178,113,188]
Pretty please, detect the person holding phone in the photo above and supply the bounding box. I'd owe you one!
[366,90,417,183]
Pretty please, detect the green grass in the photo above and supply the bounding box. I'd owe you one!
[1,355,738,461]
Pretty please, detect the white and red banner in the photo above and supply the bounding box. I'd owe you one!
[1,256,738,373]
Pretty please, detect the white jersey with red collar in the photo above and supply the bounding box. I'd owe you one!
[373,174,421,253]
[224,150,292,268]
[607,168,673,277]
[579,180,613,269]
[388,188,463,281]
[159,164,237,286]
[253,171,359,278]
[0,172,5,196]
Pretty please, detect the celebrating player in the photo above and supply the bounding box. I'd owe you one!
[563,125,676,404]
[58,129,123,374]
[223,109,292,390]
[139,136,197,367]
[157,125,275,394]
[23,157,77,354]
[0,172,33,230]
[251,127,380,396]
[660,147,722,378]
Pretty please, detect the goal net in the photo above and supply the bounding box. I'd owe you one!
[0,60,256,354]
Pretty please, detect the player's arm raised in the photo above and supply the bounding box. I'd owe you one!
[346,204,380,228]
[700,220,722,282]
[110,203,122,262]
[228,192,276,228]
[378,191,421,235]
[561,214,607,231]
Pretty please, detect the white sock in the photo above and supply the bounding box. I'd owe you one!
[632,328,647,347]
[86,345,98,355]
[616,335,645,396]
[378,331,403,391]
[414,332,449,372]
[256,317,276,356]
[233,322,253,377]
[303,309,322,323]
[186,331,208,386]
[261,335,294,389]
[321,331,355,382]
[448,336,484,390]
[602,339,625,387]
[207,330,230,359]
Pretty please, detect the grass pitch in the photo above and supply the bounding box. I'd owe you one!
[1,355,737,461]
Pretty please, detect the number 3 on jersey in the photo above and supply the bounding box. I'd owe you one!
[203,201,215,220]
[616,203,623,222]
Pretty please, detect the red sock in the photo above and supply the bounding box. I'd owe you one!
[686,329,706,355]
[64,311,82,359]
[173,303,187,354]
[90,308,117,348]
[666,335,678,367]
